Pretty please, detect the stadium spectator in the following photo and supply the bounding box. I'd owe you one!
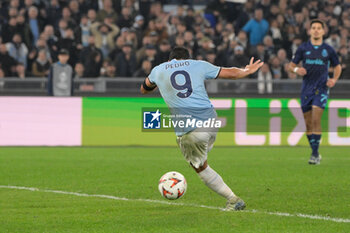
[90,17,120,58]
[205,49,217,65]
[154,18,169,43]
[242,8,269,47]
[104,62,117,78]
[234,1,252,32]
[168,21,186,45]
[16,14,32,48]
[276,49,290,67]
[87,9,98,25]
[183,31,198,54]
[32,50,51,77]
[48,49,73,96]
[0,43,17,77]
[74,62,84,79]
[257,63,273,94]
[140,44,157,68]
[76,15,91,48]
[133,59,152,77]
[35,38,52,63]
[68,0,81,24]
[254,43,269,62]
[227,45,249,68]
[234,31,248,51]
[174,34,185,47]
[167,15,180,37]
[125,28,139,49]
[325,30,341,51]
[197,37,214,59]
[123,0,137,18]
[339,45,350,79]
[0,68,4,89]
[132,15,145,47]
[184,7,195,31]
[117,7,133,29]
[289,37,303,59]
[46,0,61,27]
[148,1,163,20]
[28,6,42,46]
[268,20,282,50]
[263,35,276,58]
[15,63,27,79]
[155,40,171,65]
[57,19,69,39]
[136,35,152,65]
[108,35,125,62]
[268,4,281,21]
[83,51,103,78]
[2,16,18,43]
[80,36,103,68]
[61,7,78,30]
[270,55,286,80]
[57,28,79,67]
[114,43,137,77]
[6,34,28,68]
[96,0,118,23]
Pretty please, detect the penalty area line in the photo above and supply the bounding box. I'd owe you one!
[1,185,349,223]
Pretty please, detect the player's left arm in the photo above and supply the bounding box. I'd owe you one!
[327,47,342,88]
[327,64,342,88]
[218,57,264,79]
[140,77,157,94]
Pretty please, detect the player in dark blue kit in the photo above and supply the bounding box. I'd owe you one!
[289,19,342,165]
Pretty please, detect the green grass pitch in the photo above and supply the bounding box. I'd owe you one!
[0,146,349,232]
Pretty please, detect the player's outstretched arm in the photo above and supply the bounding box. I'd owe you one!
[327,64,342,88]
[140,77,157,94]
[288,62,307,76]
[217,57,264,79]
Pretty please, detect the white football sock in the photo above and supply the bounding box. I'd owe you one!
[198,165,235,200]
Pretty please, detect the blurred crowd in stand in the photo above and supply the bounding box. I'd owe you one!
[0,0,349,93]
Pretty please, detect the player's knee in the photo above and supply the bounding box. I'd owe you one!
[305,122,313,132]
[312,121,321,131]
[192,161,208,173]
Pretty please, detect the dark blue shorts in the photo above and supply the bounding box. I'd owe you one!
[301,91,328,113]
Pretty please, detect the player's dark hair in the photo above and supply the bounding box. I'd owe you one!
[169,47,190,60]
[310,19,325,28]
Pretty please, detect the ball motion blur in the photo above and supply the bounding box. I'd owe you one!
[158,171,187,200]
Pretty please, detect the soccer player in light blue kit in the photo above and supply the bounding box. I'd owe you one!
[289,19,342,165]
[141,47,263,211]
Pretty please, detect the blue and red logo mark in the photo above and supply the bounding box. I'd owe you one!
[143,110,161,129]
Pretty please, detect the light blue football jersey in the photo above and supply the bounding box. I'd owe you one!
[148,59,221,136]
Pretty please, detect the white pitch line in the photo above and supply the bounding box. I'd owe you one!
[1,185,349,223]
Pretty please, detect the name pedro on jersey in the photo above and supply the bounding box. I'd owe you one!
[165,61,190,69]
[163,118,221,128]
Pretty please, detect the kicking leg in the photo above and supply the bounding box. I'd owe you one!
[178,130,245,210]
[192,161,246,211]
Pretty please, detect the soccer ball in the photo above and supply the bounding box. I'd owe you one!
[158,171,187,200]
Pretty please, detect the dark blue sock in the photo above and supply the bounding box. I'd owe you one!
[307,134,313,149]
[311,134,321,156]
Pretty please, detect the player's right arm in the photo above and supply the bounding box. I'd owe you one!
[288,62,307,76]
[218,57,264,79]
[140,77,157,94]
[288,45,307,76]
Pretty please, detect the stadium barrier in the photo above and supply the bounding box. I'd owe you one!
[0,97,349,146]
[1,77,350,96]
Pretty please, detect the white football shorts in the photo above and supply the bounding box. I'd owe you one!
[176,128,217,169]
